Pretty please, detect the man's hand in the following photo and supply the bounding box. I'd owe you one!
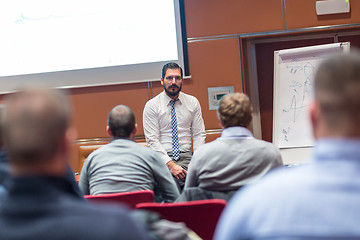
[167,161,187,180]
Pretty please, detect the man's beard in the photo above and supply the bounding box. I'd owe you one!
[164,83,182,97]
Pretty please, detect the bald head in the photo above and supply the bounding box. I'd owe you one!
[3,88,71,166]
[107,105,136,138]
[313,50,360,137]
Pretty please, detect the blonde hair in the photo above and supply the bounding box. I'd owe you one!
[218,93,253,128]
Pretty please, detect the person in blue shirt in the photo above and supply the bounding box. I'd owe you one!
[215,50,360,239]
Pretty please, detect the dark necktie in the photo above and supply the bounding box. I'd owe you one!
[170,99,180,160]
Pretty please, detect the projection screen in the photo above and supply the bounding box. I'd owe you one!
[0,0,186,93]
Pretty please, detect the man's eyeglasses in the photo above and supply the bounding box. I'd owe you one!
[164,76,182,82]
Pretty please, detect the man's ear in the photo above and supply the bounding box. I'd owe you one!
[160,78,164,86]
[309,101,319,139]
[66,126,78,142]
[132,123,138,135]
[62,126,77,159]
[219,119,224,129]
[106,126,113,137]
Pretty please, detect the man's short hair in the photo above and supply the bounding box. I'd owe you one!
[107,105,136,138]
[3,88,71,164]
[218,93,253,128]
[162,62,183,79]
[315,50,360,128]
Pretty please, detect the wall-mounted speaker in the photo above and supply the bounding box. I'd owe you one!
[316,0,350,15]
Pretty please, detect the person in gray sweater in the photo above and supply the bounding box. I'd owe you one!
[178,93,283,202]
[79,105,179,202]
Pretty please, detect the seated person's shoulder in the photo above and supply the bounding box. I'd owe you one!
[237,164,307,201]
[84,145,106,161]
[139,145,164,160]
[195,139,220,152]
[250,138,281,154]
[191,140,225,161]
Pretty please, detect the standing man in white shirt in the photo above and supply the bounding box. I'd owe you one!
[143,62,206,190]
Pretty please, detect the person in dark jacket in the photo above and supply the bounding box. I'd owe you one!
[0,88,149,240]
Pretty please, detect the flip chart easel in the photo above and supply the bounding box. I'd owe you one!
[273,42,350,164]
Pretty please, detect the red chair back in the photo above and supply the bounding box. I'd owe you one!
[136,199,227,240]
[85,190,154,208]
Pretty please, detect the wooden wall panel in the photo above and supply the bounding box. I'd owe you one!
[69,82,149,139]
[184,0,284,38]
[151,38,243,131]
[285,0,360,29]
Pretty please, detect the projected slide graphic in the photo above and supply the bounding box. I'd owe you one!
[0,0,179,77]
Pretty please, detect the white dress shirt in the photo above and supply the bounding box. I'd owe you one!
[143,91,206,164]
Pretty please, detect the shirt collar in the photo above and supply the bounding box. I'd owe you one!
[221,126,253,138]
[313,138,360,162]
[112,137,135,143]
[162,91,183,106]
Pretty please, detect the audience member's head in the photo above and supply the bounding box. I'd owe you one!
[311,50,360,138]
[107,105,137,138]
[2,88,73,176]
[217,93,253,129]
